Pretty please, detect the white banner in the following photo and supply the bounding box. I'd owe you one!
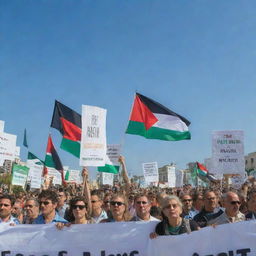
[167,166,176,188]
[143,162,159,183]
[80,105,107,167]
[105,144,121,166]
[0,132,17,162]
[150,221,256,256]
[102,172,114,186]
[212,130,245,175]
[0,221,255,255]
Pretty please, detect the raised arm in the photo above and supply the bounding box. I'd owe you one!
[118,155,131,195]
[82,167,92,216]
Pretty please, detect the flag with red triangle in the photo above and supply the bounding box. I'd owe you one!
[51,100,81,158]
[126,93,191,141]
[44,135,66,185]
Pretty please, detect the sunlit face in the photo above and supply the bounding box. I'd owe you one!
[12,201,22,217]
[135,196,151,218]
[72,201,87,220]
[57,192,66,207]
[163,199,182,219]
[0,199,12,219]
[91,195,103,212]
[182,195,193,212]
[103,196,111,212]
[204,192,217,211]
[224,193,241,217]
[39,197,57,217]
[110,196,126,218]
[24,200,39,218]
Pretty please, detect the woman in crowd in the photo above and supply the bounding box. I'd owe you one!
[101,193,131,222]
[150,195,199,238]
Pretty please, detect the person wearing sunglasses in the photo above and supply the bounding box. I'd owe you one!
[23,198,39,224]
[131,193,160,222]
[33,190,68,224]
[101,194,131,222]
[150,195,199,238]
[0,194,19,225]
[180,193,195,220]
[246,190,256,220]
[207,191,245,225]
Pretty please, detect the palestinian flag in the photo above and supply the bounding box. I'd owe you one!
[196,162,208,176]
[27,152,44,165]
[51,100,81,158]
[126,93,191,141]
[44,135,65,184]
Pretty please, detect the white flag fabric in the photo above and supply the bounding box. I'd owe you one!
[80,105,107,167]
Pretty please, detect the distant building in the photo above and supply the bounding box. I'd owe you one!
[158,164,175,183]
[245,152,256,171]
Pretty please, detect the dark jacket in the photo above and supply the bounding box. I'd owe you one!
[193,208,223,228]
[155,217,199,236]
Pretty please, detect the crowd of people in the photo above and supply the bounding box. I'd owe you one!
[0,156,256,240]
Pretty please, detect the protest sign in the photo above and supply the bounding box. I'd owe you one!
[66,169,83,184]
[11,164,29,188]
[0,120,4,132]
[167,166,176,188]
[29,164,44,189]
[102,172,114,186]
[175,169,184,187]
[98,144,121,174]
[47,167,62,185]
[0,221,255,256]
[143,162,159,183]
[80,105,107,167]
[212,130,245,175]
[0,132,17,162]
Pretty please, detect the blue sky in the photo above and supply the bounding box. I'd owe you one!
[1,1,256,178]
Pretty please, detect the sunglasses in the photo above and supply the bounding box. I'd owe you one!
[39,201,51,206]
[230,201,241,205]
[110,201,125,206]
[91,200,99,204]
[0,203,10,207]
[163,204,178,210]
[104,200,110,204]
[183,199,192,202]
[136,201,148,205]
[72,205,86,210]
[25,205,34,209]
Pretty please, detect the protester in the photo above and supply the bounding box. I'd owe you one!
[246,190,256,219]
[131,193,159,222]
[180,193,195,219]
[102,193,112,218]
[207,191,245,225]
[150,195,199,238]
[191,191,204,215]
[101,193,131,222]
[56,188,69,218]
[193,190,223,228]
[12,200,24,223]
[33,190,68,224]
[23,198,39,224]
[90,190,108,223]
[0,194,19,225]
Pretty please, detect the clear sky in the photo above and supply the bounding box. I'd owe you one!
[1,1,256,179]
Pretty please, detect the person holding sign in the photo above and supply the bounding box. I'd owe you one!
[150,195,199,238]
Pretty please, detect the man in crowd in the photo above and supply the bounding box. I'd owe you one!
[90,190,108,223]
[33,190,68,224]
[0,194,19,225]
[56,188,69,218]
[180,193,195,219]
[192,191,204,215]
[131,193,159,222]
[23,198,39,224]
[12,200,23,223]
[246,190,256,220]
[208,191,245,225]
[193,190,223,227]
